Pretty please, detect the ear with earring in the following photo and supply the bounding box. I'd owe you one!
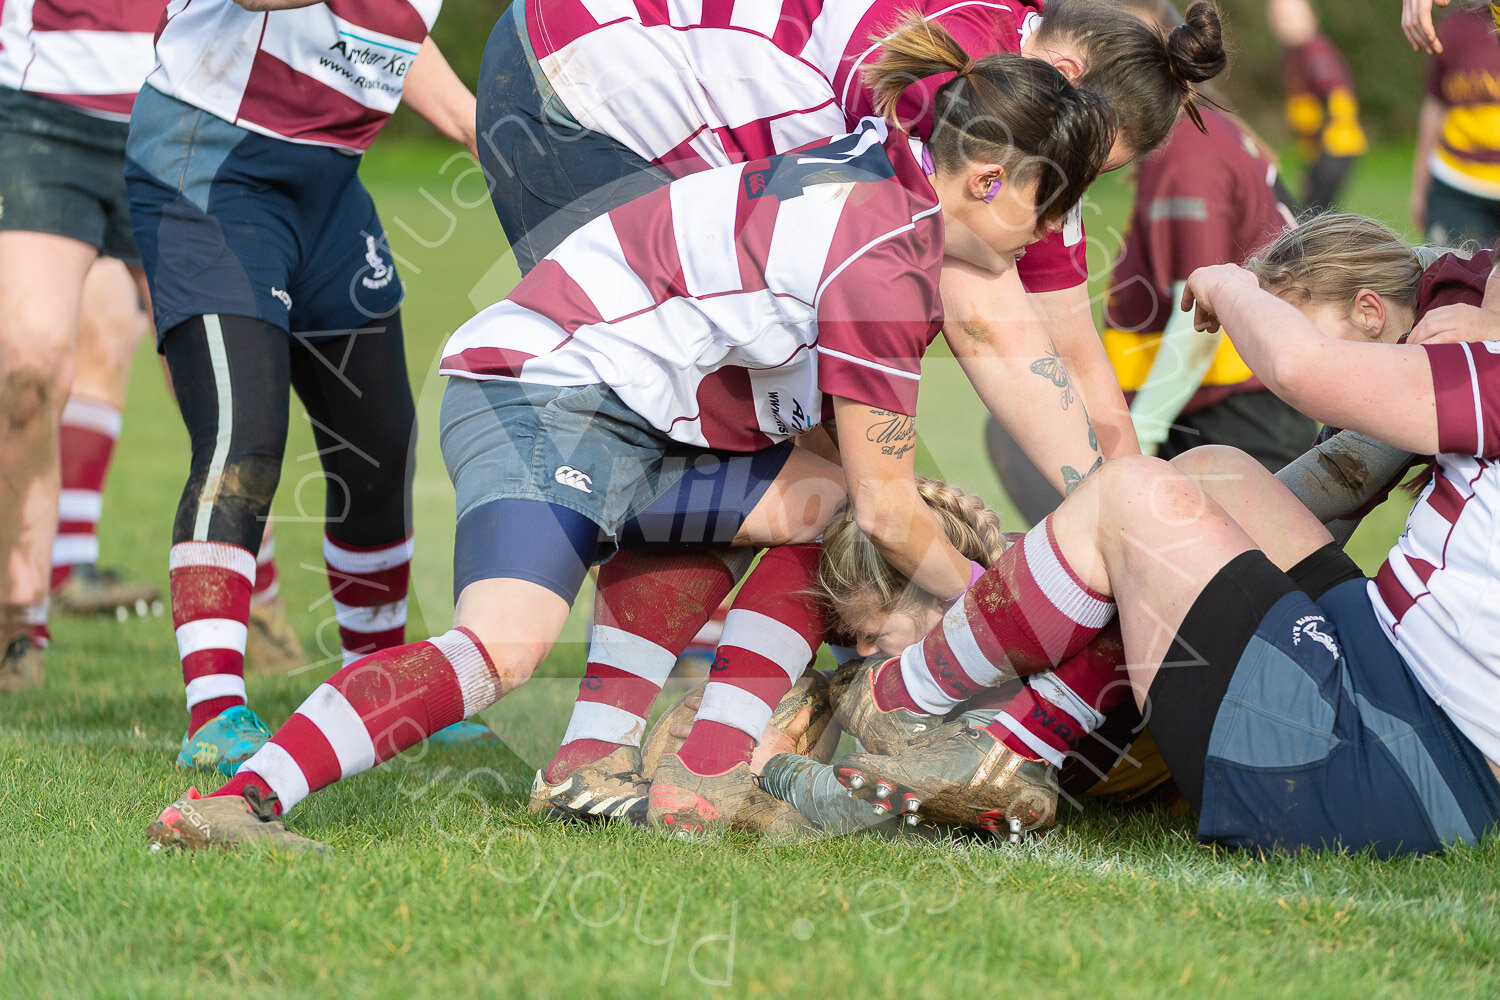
[982,176,1002,203]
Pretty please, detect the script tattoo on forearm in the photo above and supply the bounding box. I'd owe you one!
[1030,341,1074,410]
[1062,456,1103,495]
[867,408,915,459]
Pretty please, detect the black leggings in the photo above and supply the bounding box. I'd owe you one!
[163,312,416,553]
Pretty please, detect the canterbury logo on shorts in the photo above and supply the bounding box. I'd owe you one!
[554,466,593,493]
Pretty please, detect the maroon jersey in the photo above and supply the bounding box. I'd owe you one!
[1426,8,1500,198]
[1103,107,1297,412]
[1281,32,1365,160]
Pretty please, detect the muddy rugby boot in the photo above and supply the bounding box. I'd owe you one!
[529,744,650,824]
[148,786,324,853]
[834,721,1058,838]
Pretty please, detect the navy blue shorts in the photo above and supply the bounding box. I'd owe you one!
[124,86,404,340]
[1150,551,1500,857]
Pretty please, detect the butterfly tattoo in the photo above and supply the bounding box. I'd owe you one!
[1030,346,1073,410]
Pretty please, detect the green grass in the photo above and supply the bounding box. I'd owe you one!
[3,141,1497,999]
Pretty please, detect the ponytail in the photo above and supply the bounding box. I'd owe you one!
[1042,0,1227,156]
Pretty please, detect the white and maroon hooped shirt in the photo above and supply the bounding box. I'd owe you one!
[0,0,160,121]
[441,118,945,452]
[146,0,441,151]
[1371,334,1500,764]
[524,0,1087,292]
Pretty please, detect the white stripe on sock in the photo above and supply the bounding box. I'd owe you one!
[57,489,103,523]
[323,535,415,574]
[184,673,248,709]
[332,597,409,633]
[193,316,234,540]
[696,681,774,740]
[298,683,377,778]
[257,535,276,565]
[169,540,256,584]
[60,396,123,437]
[940,601,1009,691]
[994,710,1066,768]
[50,534,99,568]
[240,741,311,813]
[898,643,961,715]
[718,609,813,682]
[1024,523,1114,628]
[588,624,677,685]
[430,629,498,719]
[176,618,249,658]
[561,700,647,748]
[1029,671,1108,733]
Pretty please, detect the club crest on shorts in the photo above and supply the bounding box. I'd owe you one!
[360,233,395,291]
[1291,615,1340,658]
[270,286,292,310]
[554,466,593,493]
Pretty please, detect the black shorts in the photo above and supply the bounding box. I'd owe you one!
[1147,546,1500,856]
[0,86,138,264]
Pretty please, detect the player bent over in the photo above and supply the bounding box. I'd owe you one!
[145,31,1116,849]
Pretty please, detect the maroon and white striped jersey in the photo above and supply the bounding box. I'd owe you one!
[1371,332,1500,764]
[441,119,944,452]
[0,0,160,120]
[523,0,1087,292]
[146,0,440,151]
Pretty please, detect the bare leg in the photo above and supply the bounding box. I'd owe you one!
[0,232,97,615]
[71,259,149,410]
[1169,445,1335,568]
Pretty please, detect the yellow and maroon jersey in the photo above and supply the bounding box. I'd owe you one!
[1102,107,1296,413]
[1281,31,1366,161]
[1427,7,1500,200]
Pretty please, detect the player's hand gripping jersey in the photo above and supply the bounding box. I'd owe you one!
[519,0,1085,291]
[0,0,159,119]
[148,0,442,150]
[441,118,943,450]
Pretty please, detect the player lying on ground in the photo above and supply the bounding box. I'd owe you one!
[144,23,1117,851]
[797,213,1500,856]
[523,1,1227,821]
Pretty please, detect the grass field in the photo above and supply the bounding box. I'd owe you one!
[3,140,1498,999]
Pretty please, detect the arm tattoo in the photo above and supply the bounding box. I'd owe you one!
[1061,456,1104,495]
[1084,405,1098,453]
[867,408,916,459]
[1029,342,1074,410]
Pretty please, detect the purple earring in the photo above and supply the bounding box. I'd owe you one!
[982,178,1002,203]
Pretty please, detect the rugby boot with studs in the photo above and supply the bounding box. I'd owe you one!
[833,720,1058,839]
[528,744,650,824]
[52,564,163,619]
[147,786,325,853]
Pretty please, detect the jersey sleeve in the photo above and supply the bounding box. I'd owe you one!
[1016,208,1089,293]
[1427,342,1500,458]
[815,228,941,416]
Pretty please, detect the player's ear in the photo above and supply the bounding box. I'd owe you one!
[1048,51,1085,83]
[1350,289,1388,340]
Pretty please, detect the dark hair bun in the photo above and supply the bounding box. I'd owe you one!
[1168,1,1227,85]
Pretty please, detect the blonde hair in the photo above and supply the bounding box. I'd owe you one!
[817,478,1006,629]
[861,14,1115,228]
[1246,212,1458,314]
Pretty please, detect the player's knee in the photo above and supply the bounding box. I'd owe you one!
[0,361,69,432]
[1096,454,1211,527]
[1170,444,1261,482]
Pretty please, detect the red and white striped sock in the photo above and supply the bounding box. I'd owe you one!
[324,534,413,665]
[213,628,497,813]
[676,544,825,776]
[171,541,254,735]
[51,397,122,588]
[985,621,1129,766]
[893,517,1115,714]
[251,524,280,606]
[4,601,50,648]
[544,548,752,783]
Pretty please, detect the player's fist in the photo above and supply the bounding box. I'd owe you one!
[1181,264,1258,334]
